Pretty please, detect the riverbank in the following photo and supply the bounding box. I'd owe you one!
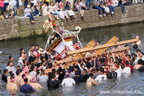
[0,4,144,41]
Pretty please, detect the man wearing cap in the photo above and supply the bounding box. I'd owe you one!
[24,5,35,23]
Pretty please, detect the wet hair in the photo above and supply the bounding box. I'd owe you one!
[75,70,79,75]
[17,65,20,69]
[24,78,28,83]
[118,59,122,64]
[35,45,39,47]
[133,44,138,49]
[43,2,47,4]
[9,61,13,65]
[115,56,119,60]
[137,49,141,53]
[125,44,129,47]
[127,55,131,58]
[53,57,57,60]
[16,69,22,75]
[125,60,129,66]
[36,63,41,68]
[99,67,104,73]
[86,58,91,61]
[3,69,8,73]
[142,61,144,65]
[22,74,26,79]
[83,69,87,73]
[20,48,24,52]
[31,64,35,71]
[9,55,13,59]
[97,41,100,44]
[138,59,143,64]
[20,53,24,57]
[51,74,55,79]
[110,57,114,61]
[132,53,137,58]
[120,64,124,69]
[78,60,81,63]
[89,73,93,77]
[41,69,45,74]
[52,69,56,73]
[10,72,15,78]
[30,44,34,48]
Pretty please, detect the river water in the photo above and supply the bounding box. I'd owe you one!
[0,23,144,96]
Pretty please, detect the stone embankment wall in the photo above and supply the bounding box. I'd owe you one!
[0,4,144,41]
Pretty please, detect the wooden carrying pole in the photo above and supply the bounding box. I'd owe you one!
[67,38,138,55]
[45,47,129,73]
[56,47,129,64]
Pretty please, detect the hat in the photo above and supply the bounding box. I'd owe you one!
[136,36,139,39]
[32,76,36,82]
[27,5,30,8]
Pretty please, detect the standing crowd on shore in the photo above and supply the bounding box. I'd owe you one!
[0,36,143,94]
[0,0,144,21]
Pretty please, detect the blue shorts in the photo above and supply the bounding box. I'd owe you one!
[4,3,9,11]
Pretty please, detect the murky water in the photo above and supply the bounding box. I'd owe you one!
[0,23,144,96]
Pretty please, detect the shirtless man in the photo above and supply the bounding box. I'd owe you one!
[86,73,98,87]
[23,66,32,84]
[30,77,42,90]
[15,69,24,88]
[133,36,141,49]
[6,77,18,91]
[133,59,143,70]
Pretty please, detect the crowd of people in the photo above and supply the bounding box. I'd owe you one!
[0,36,144,94]
[0,0,143,20]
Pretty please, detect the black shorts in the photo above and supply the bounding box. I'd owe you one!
[16,0,19,8]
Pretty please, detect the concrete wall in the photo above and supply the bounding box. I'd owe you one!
[0,4,144,41]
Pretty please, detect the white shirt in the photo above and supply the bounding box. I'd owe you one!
[29,71,37,77]
[10,0,16,6]
[24,8,31,17]
[38,75,48,82]
[42,6,48,13]
[122,67,131,75]
[6,66,16,73]
[95,74,107,82]
[49,5,56,12]
[4,0,9,3]
[17,57,24,68]
[61,78,75,87]
[31,0,37,4]
[115,67,122,77]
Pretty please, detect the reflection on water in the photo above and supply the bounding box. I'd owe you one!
[0,23,144,96]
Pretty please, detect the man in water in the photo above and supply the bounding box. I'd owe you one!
[86,73,98,87]
[133,59,143,70]
[20,78,36,93]
[7,55,14,66]
[6,77,18,91]
[30,76,42,90]
[2,69,8,82]
[6,61,16,73]
[15,69,24,88]
[61,72,76,87]
[95,67,107,82]
[23,66,32,84]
